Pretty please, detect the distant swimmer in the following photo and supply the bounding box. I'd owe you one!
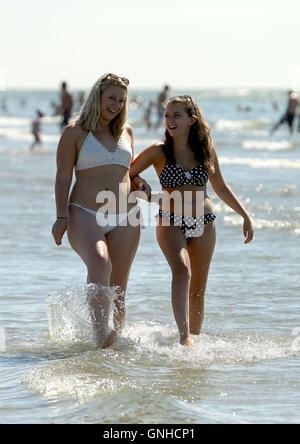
[236,104,252,112]
[30,109,43,150]
[156,84,169,128]
[20,97,27,108]
[129,95,141,111]
[78,91,85,108]
[271,91,299,135]
[50,100,60,116]
[1,97,8,113]
[60,81,73,130]
[144,101,154,130]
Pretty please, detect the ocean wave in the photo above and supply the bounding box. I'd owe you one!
[223,214,300,233]
[215,118,271,132]
[0,127,59,143]
[242,139,296,151]
[0,117,31,127]
[278,185,297,196]
[0,115,61,126]
[219,156,300,169]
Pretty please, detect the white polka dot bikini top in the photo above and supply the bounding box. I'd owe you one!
[75,132,132,171]
[159,163,209,188]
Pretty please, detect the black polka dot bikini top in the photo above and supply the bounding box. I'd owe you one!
[159,163,209,188]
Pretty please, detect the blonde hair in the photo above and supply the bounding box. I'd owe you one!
[78,74,128,139]
[163,96,215,175]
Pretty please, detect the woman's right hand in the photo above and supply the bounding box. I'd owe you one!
[138,180,152,201]
[52,219,68,246]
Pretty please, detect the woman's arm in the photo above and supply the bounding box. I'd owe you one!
[130,144,162,200]
[125,125,152,199]
[52,126,77,245]
[55,126,77,217]
[129,143,162,178]
[209,146,254,243]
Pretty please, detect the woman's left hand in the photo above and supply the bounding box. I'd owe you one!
[131,176,152,201]
[243,216,254,244]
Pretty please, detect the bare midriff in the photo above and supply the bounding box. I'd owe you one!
[160,185,213,217]
[69,165,136,214]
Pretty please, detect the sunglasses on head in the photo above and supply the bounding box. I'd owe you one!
[169,95,196,113]
[102,73,130,86]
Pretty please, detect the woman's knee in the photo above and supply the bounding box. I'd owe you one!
[171,261,192,281]
[87,251,112,283]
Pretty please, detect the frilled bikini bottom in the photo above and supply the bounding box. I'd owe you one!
[156,209,216,242]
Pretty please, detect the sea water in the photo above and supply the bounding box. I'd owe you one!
[0,88,299,424]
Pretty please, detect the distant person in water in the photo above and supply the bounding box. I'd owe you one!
[60,81,73,130]
[20,97,27,108]
[1,98,8,113]
[156,84,170,128]
[30,109,43,150]
[78,91,85,108]
[237,104,252,112]
[144,101,154,130]
[271,91,299,135]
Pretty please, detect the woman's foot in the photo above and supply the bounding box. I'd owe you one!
[98,329,118,349]
[180,335,194,348]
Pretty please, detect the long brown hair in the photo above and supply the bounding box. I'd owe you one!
[163,96,215,175]
[78,74,128,139]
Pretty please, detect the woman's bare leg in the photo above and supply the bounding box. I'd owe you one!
[106,223,140,332]
[156,223,193,347]
[187,221,216,335]
[67,205,116,348]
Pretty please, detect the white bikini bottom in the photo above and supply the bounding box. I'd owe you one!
[69,202,143,234]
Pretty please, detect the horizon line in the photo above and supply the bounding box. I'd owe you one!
[1,85,293,92]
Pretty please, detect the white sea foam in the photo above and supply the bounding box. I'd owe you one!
[0,127,59,143]
[0,115,60,126]
[0,117,31,127]
[242,139,295,151]
[215,118,271,132]
[124,322,298,365]
[278,185,297,196]
[22,363,121,402]
[21,320,298,402]
[223,214,299,232]
[219,156,300,169]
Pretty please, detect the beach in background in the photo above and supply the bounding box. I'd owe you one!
[0,87,299,424]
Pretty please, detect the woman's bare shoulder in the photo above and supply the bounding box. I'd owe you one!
[139,142,165,166]
[61,121,86,142]
[148,142,165,157]
[124,124,133,135]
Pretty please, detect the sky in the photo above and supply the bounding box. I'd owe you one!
[1,0,300,90]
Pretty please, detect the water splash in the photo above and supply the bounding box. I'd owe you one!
[21,320,299,403]
[46,283,119,346]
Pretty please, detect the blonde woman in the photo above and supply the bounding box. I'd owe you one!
[51,74,150,348]
[130,95,254,347]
